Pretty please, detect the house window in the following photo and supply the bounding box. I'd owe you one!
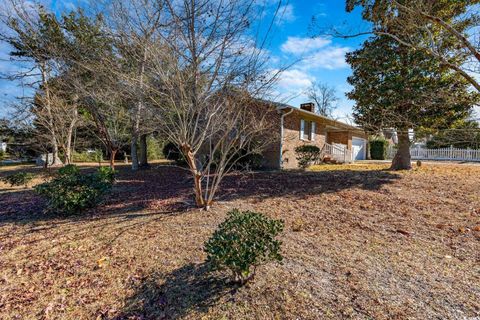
[300,119,316,141]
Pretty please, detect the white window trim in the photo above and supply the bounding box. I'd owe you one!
[300,119,305,140]
[300,119,316,141]
[311,121,316,141]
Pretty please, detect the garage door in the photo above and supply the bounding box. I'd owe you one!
[352,137,366,160]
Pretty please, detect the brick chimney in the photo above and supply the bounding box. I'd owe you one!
[300,102,315,113]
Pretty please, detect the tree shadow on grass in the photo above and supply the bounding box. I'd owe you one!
[0,165,192,225]
[0,167,400,225]
[113,263,235,320]
[218,169,401,202]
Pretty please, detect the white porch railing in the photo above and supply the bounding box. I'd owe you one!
[387,146,480,161]
[321,142,353,163]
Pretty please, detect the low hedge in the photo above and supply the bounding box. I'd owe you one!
[369,139,389,160]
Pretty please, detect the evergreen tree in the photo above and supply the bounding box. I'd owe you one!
[345,0,480,92]
[346,35,479,169]
[4,7,67,165]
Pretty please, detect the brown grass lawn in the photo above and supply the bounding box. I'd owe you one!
[1,162,479,319]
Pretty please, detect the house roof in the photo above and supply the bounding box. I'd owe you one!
[275,104,365,133]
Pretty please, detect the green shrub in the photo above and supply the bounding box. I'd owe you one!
[162,142,185,164]
[2,172,35,187]
[294,145,320,168]
[58,164,80,176]
[212,149,263,171]
[72,149,103,163]
[369,139,389,160]
[204,209,284,284]
[35,165,114,215]
[147,136,164,160]
[234,152,263,170]
[97,166,115,184]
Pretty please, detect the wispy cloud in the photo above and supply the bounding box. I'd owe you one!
[276,69,313,89]
[275,4,296,26]
[281,36,331,54]
[280,36,350,70]
[304,46,350,70]
[270,68,313,104]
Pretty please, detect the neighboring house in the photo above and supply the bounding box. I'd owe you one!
[261,102,368,169]
[0,141,6,153]
[382,128,398,145]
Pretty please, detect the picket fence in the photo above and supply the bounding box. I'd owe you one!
[387,146,480,162]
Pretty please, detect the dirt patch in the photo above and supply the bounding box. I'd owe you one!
[0,163,479,319]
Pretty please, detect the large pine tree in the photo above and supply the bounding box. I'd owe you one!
[346,35,479,170]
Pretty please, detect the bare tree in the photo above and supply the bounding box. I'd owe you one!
[107,0,167,170]
[145,0,283,209]
[306,81,338,117]
[33,79,80,164]
[66,51,132,169]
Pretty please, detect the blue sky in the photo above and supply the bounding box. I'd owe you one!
[263,1,369,123]
[0,0,369,122]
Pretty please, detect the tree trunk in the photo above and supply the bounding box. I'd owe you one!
[65,103,78,165]
[40,62,62,167]
[64,145,71,164]
[109,149,117,170]
[131,48,147,171]
[130,134,139,170]
[64,121,75,164]
[139,134,149,168]
[182,145,205,208]
[51,139,62,166]
[391,131,411,170]
[44,152,49,169]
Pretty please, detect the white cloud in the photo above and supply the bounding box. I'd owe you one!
[280,36,350,70]
[275,4,296,25]
[281,36,331,54]
[269,69,313,103]
[276,69,313,89]
[305,46,350,70]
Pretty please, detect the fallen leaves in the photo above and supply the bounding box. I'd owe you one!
[96,257,109,269]
[1,163,480,319]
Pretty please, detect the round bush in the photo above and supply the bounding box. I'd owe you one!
[35,165,114,215]
[294,145,321,168]
[204,209,284,284]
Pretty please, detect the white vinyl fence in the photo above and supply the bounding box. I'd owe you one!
[388,146,480,162]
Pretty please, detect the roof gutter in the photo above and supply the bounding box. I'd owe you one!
[279,108,294,169]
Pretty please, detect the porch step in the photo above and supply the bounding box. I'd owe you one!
[322,155,338,164]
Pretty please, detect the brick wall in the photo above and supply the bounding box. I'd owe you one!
[259,107,367,169]
[281,110,326,169]
[261,111,282,169]
[327,131,351,149]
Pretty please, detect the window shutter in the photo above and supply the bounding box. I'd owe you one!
[300,119,305,140]
[311,121,316,141]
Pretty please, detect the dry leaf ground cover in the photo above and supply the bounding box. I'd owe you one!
[0,162,479,319]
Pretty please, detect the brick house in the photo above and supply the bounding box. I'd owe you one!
[261,102,368,169]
